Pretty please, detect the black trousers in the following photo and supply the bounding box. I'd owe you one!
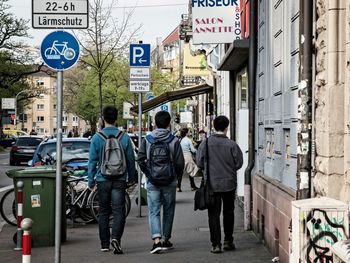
[177,174,197,189]
[207,190,236,246]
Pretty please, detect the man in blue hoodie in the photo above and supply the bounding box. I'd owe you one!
[137,111,184,254]
[88,106,135,254]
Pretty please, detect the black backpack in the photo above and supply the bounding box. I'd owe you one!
[146,134,176,186]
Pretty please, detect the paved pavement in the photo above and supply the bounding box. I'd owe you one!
[0,178,272,263]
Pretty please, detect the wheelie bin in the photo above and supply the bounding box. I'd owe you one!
[6,167,67,247]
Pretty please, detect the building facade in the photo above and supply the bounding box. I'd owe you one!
[17,71,89,137]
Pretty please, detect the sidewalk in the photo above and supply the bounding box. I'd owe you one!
[0,179,272,263]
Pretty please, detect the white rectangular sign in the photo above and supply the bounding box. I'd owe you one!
[129,80,150,93]
[192,0,241,44]
[129,67,150,80]
[1,98,15,109]
[123,102,134,119]
[32,0,89,29]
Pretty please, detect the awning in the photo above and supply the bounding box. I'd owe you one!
[218,39,249,71]
[130,83,212,113]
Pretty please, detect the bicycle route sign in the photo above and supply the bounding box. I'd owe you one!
[40,31,80,71]
[32,0,89,29]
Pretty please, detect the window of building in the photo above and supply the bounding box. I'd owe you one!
[37,104,44,110]
[236,69,248,109]
[37,128,45,134]
[53,104,57,110]
[37,116,44,122]
[36,80,44,86]
[62,116,68,122]
[72,116,79,122]
[19,114,28,123]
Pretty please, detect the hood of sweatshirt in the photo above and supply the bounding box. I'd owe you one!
[150,128,171,141]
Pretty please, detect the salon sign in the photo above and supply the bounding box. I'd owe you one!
[192,0,241,44]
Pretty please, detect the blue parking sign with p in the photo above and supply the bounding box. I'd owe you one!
[129,44,151,67]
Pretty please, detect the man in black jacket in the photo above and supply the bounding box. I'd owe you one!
[137,111,184,254]
[196,115,243,253]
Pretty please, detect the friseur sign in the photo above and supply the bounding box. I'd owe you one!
[32,0,89,29]
[192,0,241,44]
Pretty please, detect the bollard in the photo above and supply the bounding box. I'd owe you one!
[14,181,24,251]
[21,218,33,263]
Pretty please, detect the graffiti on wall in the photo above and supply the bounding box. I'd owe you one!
[304,209,347,263]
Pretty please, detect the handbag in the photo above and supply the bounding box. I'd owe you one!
[194,138,215,211]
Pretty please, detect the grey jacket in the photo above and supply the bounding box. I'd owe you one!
[137,129,185,182]
[196,134,243,192]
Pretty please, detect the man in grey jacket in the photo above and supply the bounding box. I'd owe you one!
[137,111,184,254]
[196,115,243,253]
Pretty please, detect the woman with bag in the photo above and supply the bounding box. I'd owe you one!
[196,116,243,254]
[177,128,199,192]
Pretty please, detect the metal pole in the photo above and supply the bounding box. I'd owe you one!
[138,93,142,217]
[55,71,63,263]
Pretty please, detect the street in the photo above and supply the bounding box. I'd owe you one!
[0,149,22,188]
[0,179,273,263]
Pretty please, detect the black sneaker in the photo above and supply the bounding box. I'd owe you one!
[162,240,174,250]
[111,239,123,254]
[223,241,236,251]
[150,242,162,254]
[210,245,222,253]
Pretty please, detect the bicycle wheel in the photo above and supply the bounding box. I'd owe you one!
[89,190,131,222]
[66,185,94,224]
[0,189,17,226]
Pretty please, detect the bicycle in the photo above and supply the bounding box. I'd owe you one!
[0,187,16,226]
[44,40,76,60]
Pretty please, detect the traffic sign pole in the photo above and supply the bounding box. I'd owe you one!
[55,71,63,263]
[129,42,151,218]
[138,94,142,218]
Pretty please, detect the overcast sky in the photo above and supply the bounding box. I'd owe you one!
[9,0,188,47]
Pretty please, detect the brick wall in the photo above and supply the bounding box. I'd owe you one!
[253,175,295,263]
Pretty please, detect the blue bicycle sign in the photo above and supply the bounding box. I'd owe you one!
[40,31,80,71]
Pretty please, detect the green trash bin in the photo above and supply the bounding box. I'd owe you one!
[7,167,67,247]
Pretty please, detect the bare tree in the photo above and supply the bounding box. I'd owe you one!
[76,0,141,117]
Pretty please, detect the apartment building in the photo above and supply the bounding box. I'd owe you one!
[17,70,89,137]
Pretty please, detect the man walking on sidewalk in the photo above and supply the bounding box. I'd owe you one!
[137,111,184,254]
[88,106,135,254]
[196,115,243,253]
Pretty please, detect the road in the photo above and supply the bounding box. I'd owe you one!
[0,149,21,189]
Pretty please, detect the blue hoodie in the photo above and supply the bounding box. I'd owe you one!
[88,127,135,188]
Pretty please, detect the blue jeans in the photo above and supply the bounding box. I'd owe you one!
[147,180,177,241]
[96,180,126,248]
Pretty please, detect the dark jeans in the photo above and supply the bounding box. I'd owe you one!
[96,180,126,248]
[207,190,236,246]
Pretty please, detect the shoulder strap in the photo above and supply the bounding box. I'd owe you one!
[164,134,175,144]
[116,130,123,140]
[206,137,211,184]
[97,131,107,141]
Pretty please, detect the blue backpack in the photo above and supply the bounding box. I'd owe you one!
[146,134,176,186]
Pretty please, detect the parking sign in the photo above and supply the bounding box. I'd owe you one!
[129,44,151,67]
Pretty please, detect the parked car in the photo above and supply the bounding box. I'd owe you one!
[0,134,17,148]
[10,136,43,165]
[30,138,90,168]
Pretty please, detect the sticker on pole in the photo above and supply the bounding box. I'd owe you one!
[40,31,80,71]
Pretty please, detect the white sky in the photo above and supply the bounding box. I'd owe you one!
[9,0,188,47]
